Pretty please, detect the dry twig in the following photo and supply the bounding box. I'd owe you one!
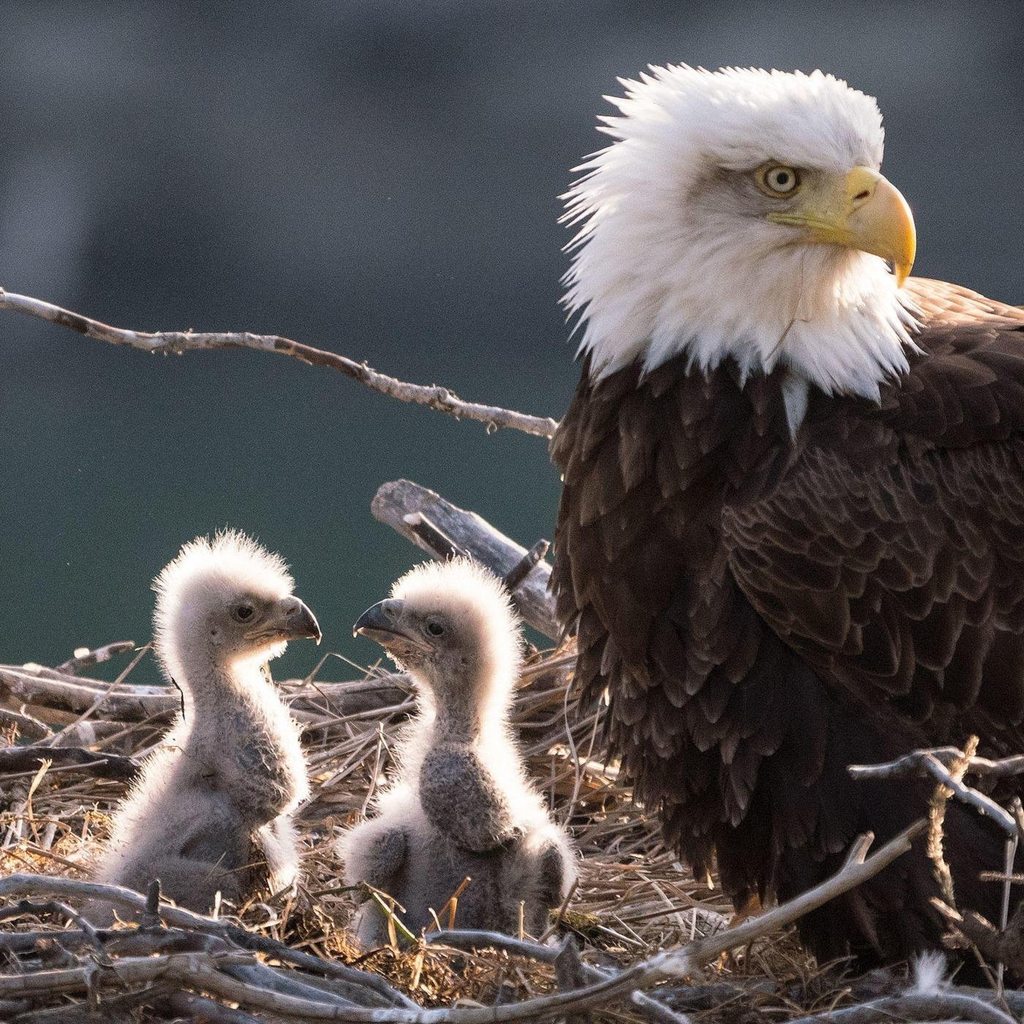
[0,287,558,439]
[848,742,1017,838]
[786,990,1016,1024]
[0,746,140,782]
[55,641,137,675]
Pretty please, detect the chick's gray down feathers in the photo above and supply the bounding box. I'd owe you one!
[340,558,576,944]
[91,531,320,916]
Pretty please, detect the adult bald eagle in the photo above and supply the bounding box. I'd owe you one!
[551,65,1024,966]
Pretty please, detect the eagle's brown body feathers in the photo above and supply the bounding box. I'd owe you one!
[552,279,1024,963]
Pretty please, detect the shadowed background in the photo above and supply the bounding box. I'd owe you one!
[1,1,1022,681]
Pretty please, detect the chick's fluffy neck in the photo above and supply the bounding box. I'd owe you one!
[166,642,273,737]
[412,658,514,746]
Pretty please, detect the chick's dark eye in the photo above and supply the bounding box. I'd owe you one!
[426,620,445,637]
[232,604,255,623]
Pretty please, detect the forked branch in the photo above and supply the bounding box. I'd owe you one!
[849,745,1018,837]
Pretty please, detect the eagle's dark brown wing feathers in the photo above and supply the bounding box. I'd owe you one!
[552,278,1024,966]
[725,283,1024,741]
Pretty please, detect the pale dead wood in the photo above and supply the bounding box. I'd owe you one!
[0,287,558,439]
[0,950,253,999]
[0,874,416,1010]
[503,540,551,593]
[55,641,137,675]
[786,991,1016,1024]
[225,925,419,1009]
[0,664,174,721]
[0,899,104,951]
[666,822,927,972]
[46,642,152,749]
[0,745,140,781]
[371,480,558,639]
[162,991,265,1024]
[0,703,127,747]
[0,873,237,928]
[224,959,364,1010]
[11,985,177,1023]
[849,746,1024,781]
[0,706,52,742]
[849,744,1017,837]
[0,661,409,724]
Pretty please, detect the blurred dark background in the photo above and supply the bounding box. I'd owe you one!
[1,1,1022,682]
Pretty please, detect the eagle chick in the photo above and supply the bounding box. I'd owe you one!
[92,530,321,916]
[340,558,576,944]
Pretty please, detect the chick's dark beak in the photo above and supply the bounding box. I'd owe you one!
[268,595,322,645]
[353,598,420,648]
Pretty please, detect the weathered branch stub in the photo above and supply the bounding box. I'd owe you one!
[371,479,559,640]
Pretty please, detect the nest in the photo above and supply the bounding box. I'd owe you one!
[0,641,1008,1023]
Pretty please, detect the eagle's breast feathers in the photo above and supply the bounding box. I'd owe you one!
[552,280,1024,956]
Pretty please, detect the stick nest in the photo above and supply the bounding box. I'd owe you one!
[0,642,930,1022]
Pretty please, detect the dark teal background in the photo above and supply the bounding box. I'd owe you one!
[1,1,1022,683]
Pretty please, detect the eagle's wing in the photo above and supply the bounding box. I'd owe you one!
[723,279,1024,733]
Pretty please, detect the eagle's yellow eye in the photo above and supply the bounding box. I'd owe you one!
[757,164,801,196]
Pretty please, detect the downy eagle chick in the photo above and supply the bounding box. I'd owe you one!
[93,530,321,915]
[340,558,576,944]
[552,64,1024,968]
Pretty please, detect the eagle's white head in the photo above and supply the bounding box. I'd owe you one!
[563,65,919,416]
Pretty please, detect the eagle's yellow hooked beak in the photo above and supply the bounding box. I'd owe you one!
[768,166,916,286]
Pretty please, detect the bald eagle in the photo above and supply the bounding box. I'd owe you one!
[551,65,1024,966]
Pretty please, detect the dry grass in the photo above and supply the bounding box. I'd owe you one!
[0,640,913,1022]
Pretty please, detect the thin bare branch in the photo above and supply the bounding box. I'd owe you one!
[0,744,140,781]
[851,746,1024,780]
[11,984,176,1023]
[503,540,551,593]
[0,661,406,724]
[0,664,175,722]
[0,874,415,1011]
[162,991,265,1024]
[786,991,1017,1024]
[427,929,690,1024]
[55,640,137,675]
[0,898,105,951]
[0,706,52,742]
[849,748,1018,837]
[0,287,558,439]
[665,820,927,972]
